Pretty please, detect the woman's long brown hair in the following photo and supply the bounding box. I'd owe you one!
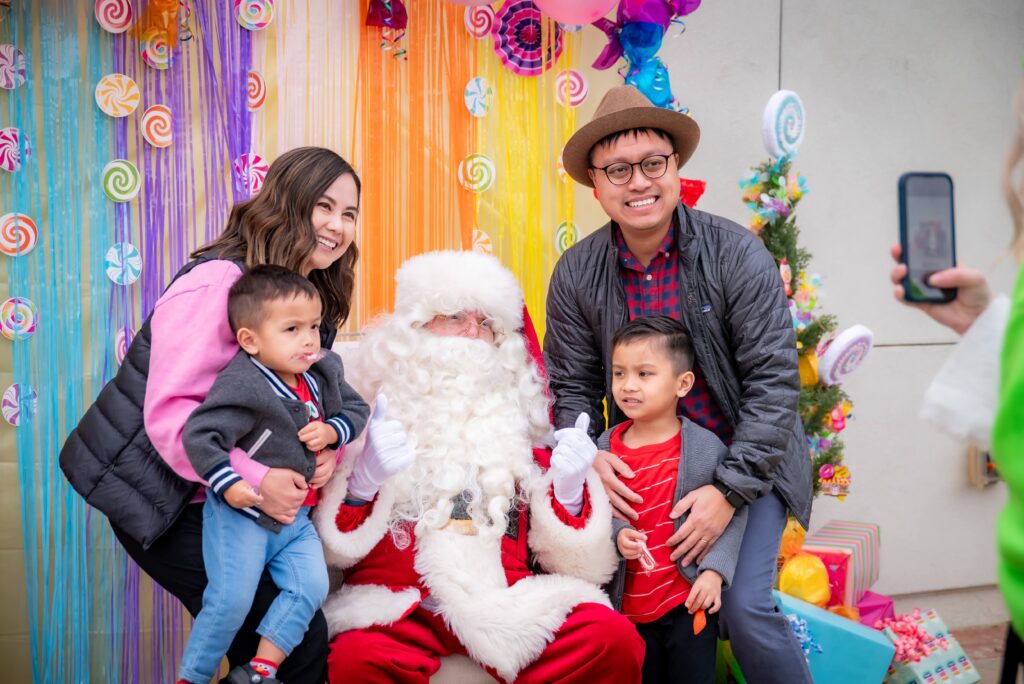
[193,147,361,327]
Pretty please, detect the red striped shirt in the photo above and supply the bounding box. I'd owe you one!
[612,421,690,623]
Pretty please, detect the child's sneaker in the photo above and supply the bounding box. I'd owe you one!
[223,664,282,684]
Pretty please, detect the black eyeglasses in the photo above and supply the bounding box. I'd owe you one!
[591,154,675,186]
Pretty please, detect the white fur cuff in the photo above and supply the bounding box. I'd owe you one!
[314,451,394,569]
[323,584,421,638]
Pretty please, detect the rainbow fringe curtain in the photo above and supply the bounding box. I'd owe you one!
[2,1,583,680]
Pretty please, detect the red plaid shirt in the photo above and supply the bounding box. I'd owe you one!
[615,226,733,442]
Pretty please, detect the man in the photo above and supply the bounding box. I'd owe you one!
[546,85,813,682]
[314,250,644,683]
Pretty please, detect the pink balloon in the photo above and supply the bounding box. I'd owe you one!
[448,0,495,6]
[534,0,617,24]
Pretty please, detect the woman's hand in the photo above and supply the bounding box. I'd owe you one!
[594,450,643,521]
[890,244,992,335]
[258,467,309,524]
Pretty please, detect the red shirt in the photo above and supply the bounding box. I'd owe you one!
[612,421,691,623]
[291,374,320,506]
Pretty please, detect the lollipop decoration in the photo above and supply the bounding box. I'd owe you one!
[105,242,143,285]
[0,44,25,90]
[464,5,494,38]
[471,229,493,254]
[115,327,134,366]
[0,127,21,172]
[818,325,874,386]
[234,0,274,31]
[233,153,269,196]
[95,0,134,33]
[247,71,266,111]
[2,383,38,427]
[102,160,141,202]
[458,154,495,193]
[0,213,37,257]
[463,77,492,118]
[141,105,172,148]
[140,27,173,70]
[1,297,36,341]
[554,221,578,255]
[95,73,140,118]
[492,0,563,77]
[762,90,806,159]
[554,69,588,108]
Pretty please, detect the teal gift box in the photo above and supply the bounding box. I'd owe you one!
[773,590,895,684]
[883,609,980,684]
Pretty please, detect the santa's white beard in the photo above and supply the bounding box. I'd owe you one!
[358,330,548,540]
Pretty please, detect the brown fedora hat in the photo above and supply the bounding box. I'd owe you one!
[562,85,700,188]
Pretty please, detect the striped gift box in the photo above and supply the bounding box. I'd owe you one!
[803,520,880,606]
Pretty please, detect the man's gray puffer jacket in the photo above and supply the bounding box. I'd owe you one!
[544,202,812,527]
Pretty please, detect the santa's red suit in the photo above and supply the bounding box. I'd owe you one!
[313,251,643,683]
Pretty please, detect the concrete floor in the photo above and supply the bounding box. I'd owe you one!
[956,622,1021,683]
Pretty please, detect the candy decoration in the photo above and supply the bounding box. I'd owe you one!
[94,0,134,33]
[102,159,141,202]
[140,27,173,70]
[463,76,492,118]
[115,326,134,366]
[247,70,266,111]
[234,0,274,31]
[0,44,25,90]
[0,127,20,172]
[2,383,38,426]
[817,324,873,385]
[0,213,37,256]
[762,89,806,159]
[464,5,495,38]
[105,242,143,285]
[95,73,140,117]
[492,0,563,77]
[556,153,567,181]
[0,297,36,340]
[141,105,172,148]
[554,69,588,108]
[232,153,269,196]
[555,221,578,254]
[458,154,495,193]
[471,229,493,254]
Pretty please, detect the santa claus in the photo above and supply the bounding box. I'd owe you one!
[314,251,643,683]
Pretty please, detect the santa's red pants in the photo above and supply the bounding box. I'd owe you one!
[328,601,644,683]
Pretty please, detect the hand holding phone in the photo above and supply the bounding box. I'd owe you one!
[889,245,994,335]
[898,172,957,303]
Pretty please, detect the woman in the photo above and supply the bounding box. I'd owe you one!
[61,146,361,683]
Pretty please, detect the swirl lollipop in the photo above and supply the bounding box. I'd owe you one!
[762,90,806,159]
[115,326,134,366]
[102,159,141,202]
[247,70,266,111]
[0,213,37,257]
[818,324,873,385]
[458,154,495,193]
[1,297,36,341]
[464,5,494,39]
[471,229,493,254]
[140,27,173,70]
[95,73,140,118]
[0,127,21,172]
[556,153,567,181]
[141,105,172,148]
[95,0,133,33]
[2,383,38,426]
[105,242,143,285]
[554,69,588,108]
[555,221,579,255]
[233,153,269,196]
[0,44,26,90]
[234,0,274,31]
[463,76,492,118]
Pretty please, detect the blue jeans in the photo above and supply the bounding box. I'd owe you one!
[178,494,329,684]
[718,491,813,684]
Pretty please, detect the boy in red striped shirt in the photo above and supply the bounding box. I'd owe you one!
[601,316,748,683]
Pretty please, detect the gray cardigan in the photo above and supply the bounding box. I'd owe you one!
[184,350,369,531]
[603,418,748,612]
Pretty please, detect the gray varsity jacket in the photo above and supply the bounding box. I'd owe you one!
[603,417,748,611]
[184,349,369,531]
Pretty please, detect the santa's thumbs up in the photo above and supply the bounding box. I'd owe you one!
[346,394,416,501]
[551,413,597,515]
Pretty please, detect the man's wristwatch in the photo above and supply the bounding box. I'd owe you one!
[712,480,745,509]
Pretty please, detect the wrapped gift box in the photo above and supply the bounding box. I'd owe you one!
[801,543,854,607]
[773,590,895,684]
[805,520,880,605]
[857,590,896,627]
[883,609,980,684]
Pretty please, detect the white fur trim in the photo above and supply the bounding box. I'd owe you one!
[323,584,421,638]
[414,528,609,682]
[527,469,619,586]
[394,251,524,335]
[313,443,395,569]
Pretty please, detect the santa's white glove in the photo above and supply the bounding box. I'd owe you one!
[551,413,597,516]
[346,395,415,501]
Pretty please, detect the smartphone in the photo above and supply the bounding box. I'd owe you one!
[898,172,957,303]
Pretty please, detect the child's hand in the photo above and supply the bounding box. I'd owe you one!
[309,448,337,489]
[298,421,339,453]
[685,570,723,614]
[224,481,263,509]
[617,528,648,559]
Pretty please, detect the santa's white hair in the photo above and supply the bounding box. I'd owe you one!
[350,251,553,543]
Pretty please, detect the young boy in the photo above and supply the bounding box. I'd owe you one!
[603,316,748,683]
[178,265,369,684]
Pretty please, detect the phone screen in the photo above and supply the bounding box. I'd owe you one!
[902,174,955,301]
